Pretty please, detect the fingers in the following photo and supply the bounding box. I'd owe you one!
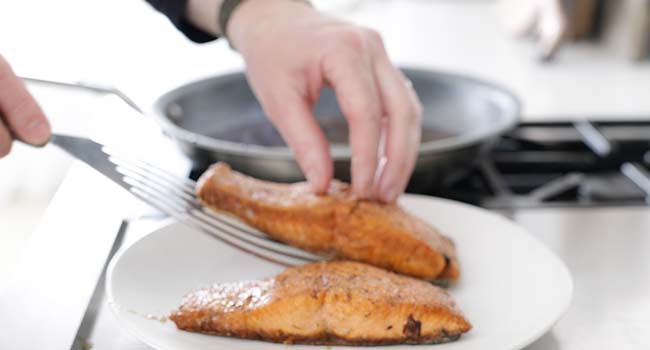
[237,19,417,200]
[323,38,383,199]
[258,82,333,193]
[0,55,51,146]
[0,121,12,158]
[372,54,422,203]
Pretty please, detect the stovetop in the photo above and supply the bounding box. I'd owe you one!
[427,120,650,208]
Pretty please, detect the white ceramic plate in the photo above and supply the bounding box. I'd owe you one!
[106,195,572,350]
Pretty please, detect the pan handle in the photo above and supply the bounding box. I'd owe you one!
[19,76,143,114]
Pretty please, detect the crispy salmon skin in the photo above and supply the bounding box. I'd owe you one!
[196,162,459,282]
[170,261,471,345]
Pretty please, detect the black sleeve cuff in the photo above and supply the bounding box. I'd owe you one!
[145,0,219,43]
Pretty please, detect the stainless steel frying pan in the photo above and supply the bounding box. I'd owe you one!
[24,68,520,192]
[152,68,520,191]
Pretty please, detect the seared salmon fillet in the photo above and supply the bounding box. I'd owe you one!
[170,261,471,345]
[196,162,459,282]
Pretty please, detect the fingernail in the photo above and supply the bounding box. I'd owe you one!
[352,159,373,199]
[381,187,399,203]
[378,178,399,203]
[304,163,324,193]
[26,119,51,145]
[307,174,321,192]
[353,181,372,199]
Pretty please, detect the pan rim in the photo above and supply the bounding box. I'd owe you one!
[152,67,521,161]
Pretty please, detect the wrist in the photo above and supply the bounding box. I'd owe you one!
[186,0,224,36]
[226,0,315,52]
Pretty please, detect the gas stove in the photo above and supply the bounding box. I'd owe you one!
[435,120,650,208]
[2,113,650,350]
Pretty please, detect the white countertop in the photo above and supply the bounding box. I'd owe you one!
[517,207,650,350]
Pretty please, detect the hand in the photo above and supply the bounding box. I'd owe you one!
[0,54,51,157]
[227,0,422,203]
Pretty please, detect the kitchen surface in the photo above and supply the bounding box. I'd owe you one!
[2,0,650,349]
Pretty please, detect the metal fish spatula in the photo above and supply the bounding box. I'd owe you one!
[48,133,318,266]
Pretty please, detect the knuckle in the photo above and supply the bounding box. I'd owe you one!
[290,139,318,169]
[347,105,381,128]
[284,129,327,163]
[364,28,383,47]
[335,27,383,53]
[400,98,423,125]
[335,27,366,52]
[293,144,310,162]
[396,105,418,124]
[409,88,424,118]
[354,100,381,119]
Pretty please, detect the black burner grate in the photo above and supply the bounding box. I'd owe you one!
[432,120,650,208]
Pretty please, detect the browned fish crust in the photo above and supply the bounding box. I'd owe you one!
[196,162,460,282]
[170,261,471,345]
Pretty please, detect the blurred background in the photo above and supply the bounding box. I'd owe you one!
[2,0,650,285]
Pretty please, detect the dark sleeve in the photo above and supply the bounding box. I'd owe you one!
[145,0,218,43]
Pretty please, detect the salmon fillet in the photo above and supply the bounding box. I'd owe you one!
[196,162,459,283]
[170,261,471,345]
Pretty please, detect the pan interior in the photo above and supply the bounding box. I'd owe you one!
[158,69,517,152]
